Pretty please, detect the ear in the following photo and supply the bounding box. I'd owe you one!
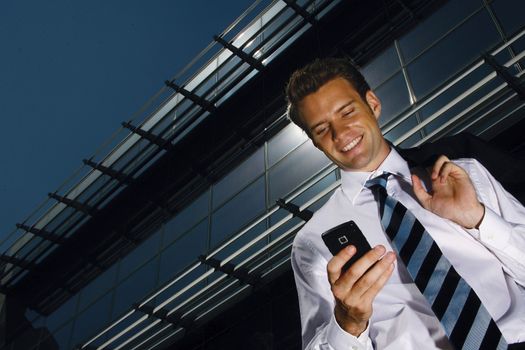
[365,90,381,120]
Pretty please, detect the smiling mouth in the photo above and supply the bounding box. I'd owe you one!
[341,135,363,152]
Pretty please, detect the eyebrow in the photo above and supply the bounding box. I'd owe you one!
[308,100,355,132]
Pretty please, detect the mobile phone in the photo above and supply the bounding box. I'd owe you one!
[321,220,372,271]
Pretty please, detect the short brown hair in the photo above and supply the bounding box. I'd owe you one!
[285,57,370,131]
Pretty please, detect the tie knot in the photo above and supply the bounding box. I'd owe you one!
[365,172,391,191]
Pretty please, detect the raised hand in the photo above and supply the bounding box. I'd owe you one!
[327,245,395,336]
[411,155,485,229]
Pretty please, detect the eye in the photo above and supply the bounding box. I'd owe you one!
[314,126,328,136]
[342,107,354,117]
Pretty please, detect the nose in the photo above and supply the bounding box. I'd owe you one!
[331,119,345,143]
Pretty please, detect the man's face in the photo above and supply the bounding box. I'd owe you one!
[298,77,390,172]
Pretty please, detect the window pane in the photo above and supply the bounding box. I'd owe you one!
[69,292,112,348]
[418,63,503,136]
[383,114,422,148]
[269,140,331,204]
[118,228,162,282]
[89,310,145,347]
[213,220,267,265]
[211,176,266,248]
[293,170,337,211]
[361,44,401,89]
[158,220,208,285]
[491,0,525,37]
[46,294,78,332]
[375,72,411,127]
[269,171,337,241]
[78,264,117,311]
[407,10,501,99]
[153,265,207,310]
[163,189,209,247]
[50,321,73,350]
[399,0,481,62]
[267,122,308,167]
[112,258,158,319]
[213,147,264,209]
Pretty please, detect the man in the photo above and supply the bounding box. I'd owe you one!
[286,57,525,349]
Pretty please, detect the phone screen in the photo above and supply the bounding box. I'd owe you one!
[321,220,371,270]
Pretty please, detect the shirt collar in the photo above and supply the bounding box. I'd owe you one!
[340,147,412,204]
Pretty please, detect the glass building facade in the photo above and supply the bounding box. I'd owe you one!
[2,0,525,349]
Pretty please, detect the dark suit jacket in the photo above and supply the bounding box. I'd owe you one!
[397,133,525,205]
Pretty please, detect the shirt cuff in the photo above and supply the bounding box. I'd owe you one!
[327,314,371,350]
[471,206,511,250]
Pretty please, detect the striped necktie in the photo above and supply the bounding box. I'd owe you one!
[366,172,508,350]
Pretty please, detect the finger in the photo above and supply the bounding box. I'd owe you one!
[335,245,386,291]
[351,251,396,298]
[360,255,395,303]
[431,155,450,180]
[411,174,432,209]
[327,245,356,285]
[437,161,456,184]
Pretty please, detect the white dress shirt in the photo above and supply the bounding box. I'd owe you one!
[291,148,525,349]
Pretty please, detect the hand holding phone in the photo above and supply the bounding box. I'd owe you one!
[323,221,396,336]
[321,220,372,271]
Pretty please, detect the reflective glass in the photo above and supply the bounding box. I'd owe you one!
[46,293,78,332]
[375,71,411,127]
[491,0,525,37]
[216,62,255,104]
[268,140,331,204]
[118,228,162,282]
[259,6,291,43]
[41,206,75,233]
[361,44,401,89]
[243,32,262,55]
[111,139,149,173]
[90,310,145,347]
[213,147,265,209]
[78,264,117,311]
[459,95,525,137]
[383,114,423,148]
[154,265,207,310]
[194,72,218,100]
[15,235,44,261]
[211,176,266,248]
[8,327,42,350]
[407,9,501,99]
[75,174,112,204]
[212,220,267,265]
[217,55,241,81]
[292,170,337,210]
[69,292,112,348]
[112,257,158,319]
[50,321,73,350]
[399,0,481,62]
[53,211,86,237]
[259,13,302,59]
[418,63,502,136]
[216,60,246,93]
[269,209,302,243]
[158,220,208,286]
[267,122,308,167]
[163,189,209,247]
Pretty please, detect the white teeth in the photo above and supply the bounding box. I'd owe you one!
[341,136,362,152]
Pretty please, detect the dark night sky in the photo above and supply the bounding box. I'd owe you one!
[0,0,255,240]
